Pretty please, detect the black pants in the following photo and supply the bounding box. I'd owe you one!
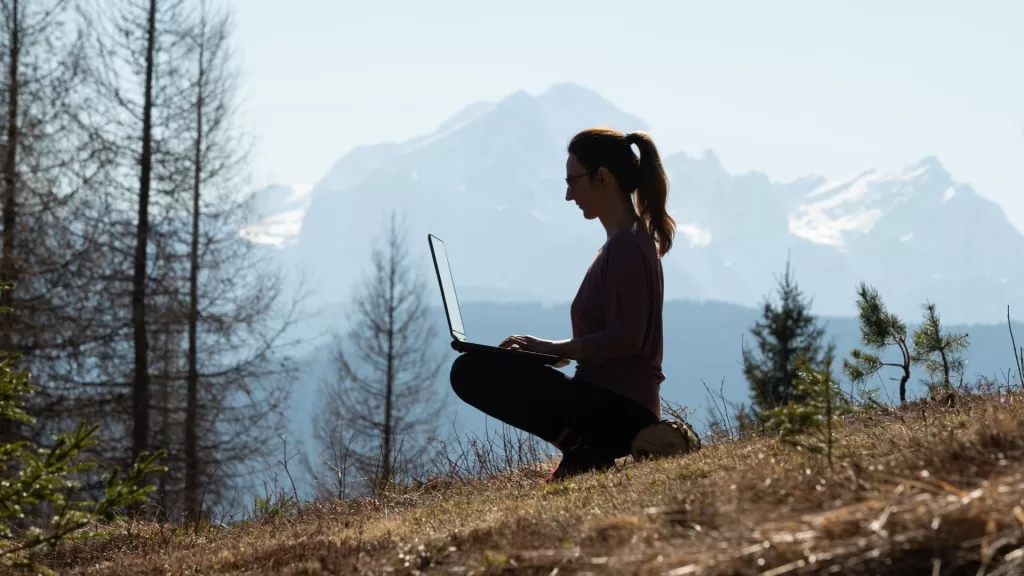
[449,352,659,458]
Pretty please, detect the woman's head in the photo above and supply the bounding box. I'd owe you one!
[565,127,676,257]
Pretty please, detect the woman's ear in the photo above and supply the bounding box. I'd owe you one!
[595,166,610,188]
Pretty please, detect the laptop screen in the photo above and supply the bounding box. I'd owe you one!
[428,235,466,340]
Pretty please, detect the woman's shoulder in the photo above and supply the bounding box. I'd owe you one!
[607,224,658,259]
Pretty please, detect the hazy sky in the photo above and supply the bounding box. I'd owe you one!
[228,0,1024,232]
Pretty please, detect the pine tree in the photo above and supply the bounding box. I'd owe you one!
[763,356,851,465]
[843,282,912,404]
[0,291,164,573]
[911,301,968,396]
[742,258,834,417]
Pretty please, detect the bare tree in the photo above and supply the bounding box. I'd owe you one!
[106,0,314,522]
[40,0,201,501]
[313,212,449,494]
[71,0,197,472]
[184,0,212,525]
[311,404,355,501]
[129,0,156,465]
[0,0,96,448]
[175,0,308,523]
[0,0,305,522]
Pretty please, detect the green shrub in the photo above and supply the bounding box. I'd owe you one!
[763,357,854,465]
[0,291,165,574]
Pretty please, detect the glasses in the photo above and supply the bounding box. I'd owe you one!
[565,171,589,188]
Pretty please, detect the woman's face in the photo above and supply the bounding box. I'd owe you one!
[565,154,603,220]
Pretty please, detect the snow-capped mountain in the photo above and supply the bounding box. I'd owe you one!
[661,148,1022,323]
[247,83,1024,324]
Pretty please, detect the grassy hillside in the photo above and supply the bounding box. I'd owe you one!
[28,385,1024,575]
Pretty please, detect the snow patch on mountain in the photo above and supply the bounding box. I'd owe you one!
[788,175,883,246]
[239,183,314,247]
[787,159,943,248]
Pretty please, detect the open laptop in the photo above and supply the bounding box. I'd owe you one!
[428,234,568,367]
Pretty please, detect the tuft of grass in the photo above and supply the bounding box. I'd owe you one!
[16,386,1024,575]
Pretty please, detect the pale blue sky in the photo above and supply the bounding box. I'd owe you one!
[228,0,1024,231]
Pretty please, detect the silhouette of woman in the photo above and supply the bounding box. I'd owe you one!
[449,127,695,481]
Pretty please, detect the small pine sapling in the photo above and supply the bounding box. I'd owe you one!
[764,356,852,467]
[911,302,969,399]
[843,282,912,404]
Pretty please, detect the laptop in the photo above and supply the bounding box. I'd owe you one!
[428,233,568,367]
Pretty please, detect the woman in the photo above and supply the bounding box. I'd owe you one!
[449,126,696,481]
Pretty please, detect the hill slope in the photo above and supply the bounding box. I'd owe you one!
[35,391,1024,575]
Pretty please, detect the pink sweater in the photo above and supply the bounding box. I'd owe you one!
[570,225,665,419]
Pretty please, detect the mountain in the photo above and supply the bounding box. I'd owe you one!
[247,82,1023,325]
[664,152,1023,323]
[284,83,703,316]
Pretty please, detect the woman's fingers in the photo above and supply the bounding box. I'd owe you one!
[499,335,523,349]
[499,335,542,351]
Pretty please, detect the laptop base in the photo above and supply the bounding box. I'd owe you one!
[451,340,569,367]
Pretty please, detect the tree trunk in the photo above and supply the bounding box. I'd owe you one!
[898,369,909,404]
[184,7,205,522]
[939,347,951,385]
[382,228,396,489]
[132,0,157,464]
[0,0,19,445]
[899,342,910,404]
[1,0,19,350]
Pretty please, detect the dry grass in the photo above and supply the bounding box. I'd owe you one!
[15,389,1024,575]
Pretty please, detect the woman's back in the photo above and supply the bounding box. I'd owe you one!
[570,224,665,419]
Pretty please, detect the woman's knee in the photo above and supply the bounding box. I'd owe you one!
[449,353,483,401]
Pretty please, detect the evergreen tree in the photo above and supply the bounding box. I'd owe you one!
[843,282,912,404]
[742,258,834,417]
[911,301,969,395]
[0,291,164,573]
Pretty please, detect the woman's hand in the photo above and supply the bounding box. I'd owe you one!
[499,335,560,355]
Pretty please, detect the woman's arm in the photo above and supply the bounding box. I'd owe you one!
[546,337,585,360]
[504,237,651,362]
[540,239,651,362]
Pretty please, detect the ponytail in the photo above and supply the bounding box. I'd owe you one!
[568,127,677,257]
[625,131,676,257]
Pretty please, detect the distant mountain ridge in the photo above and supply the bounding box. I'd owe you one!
[244,82,1024,325]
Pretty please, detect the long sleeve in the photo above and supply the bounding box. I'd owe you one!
[574,237,651,362]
